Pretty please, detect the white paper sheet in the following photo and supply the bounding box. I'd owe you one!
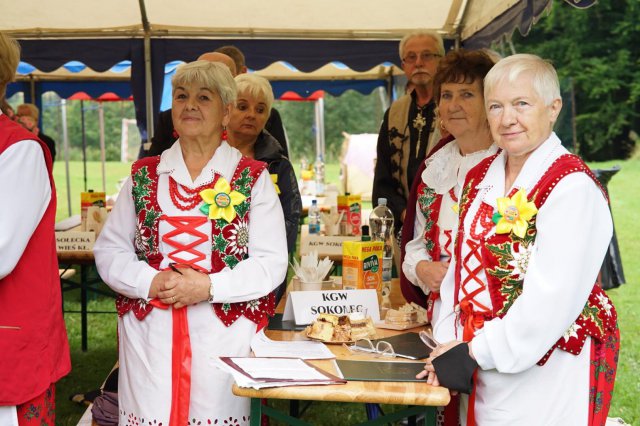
[250,329,335,359]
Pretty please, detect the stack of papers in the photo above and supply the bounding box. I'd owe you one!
[251,330,335,359]
[214,357,346,389]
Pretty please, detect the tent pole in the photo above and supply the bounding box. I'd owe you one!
[144,34,154,140]
[99,102,106,193]
[81,100,87,192]
[314,96,325,160]
[61,99,72,217]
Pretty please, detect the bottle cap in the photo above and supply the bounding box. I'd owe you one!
[377,197,387,205]
[361,225,371,241]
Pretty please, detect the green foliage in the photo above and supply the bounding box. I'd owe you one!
[511,0,640,160]
[275,89,386,165]
[7,92,141,162]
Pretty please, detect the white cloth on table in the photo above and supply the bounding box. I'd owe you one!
[94,140,288,425]
[0,139,51,279]
[434,133,613,425]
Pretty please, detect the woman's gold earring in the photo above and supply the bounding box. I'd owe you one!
[440,120,446,131]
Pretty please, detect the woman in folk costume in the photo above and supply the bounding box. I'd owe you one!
[94,61,287,425]
[419,54,619,425]
[0,31,71,426]
[402,49,498,326]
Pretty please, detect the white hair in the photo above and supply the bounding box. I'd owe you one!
[484,53,561,106]
[399,30,445,59]
[172,60,237,106]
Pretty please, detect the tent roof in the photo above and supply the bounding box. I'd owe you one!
[3,0,550,45]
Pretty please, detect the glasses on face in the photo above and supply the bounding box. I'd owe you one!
[344,338,396,358]
[403,51,442,64]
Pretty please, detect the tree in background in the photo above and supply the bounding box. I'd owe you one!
[511,0,639,160]
[275,89,385,164]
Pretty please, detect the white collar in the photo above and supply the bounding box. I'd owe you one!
[157,139,241,188]
[422,141,498,194]
[477,132,566,208]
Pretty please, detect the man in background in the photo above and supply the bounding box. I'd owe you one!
[16,103,57,161]
[372,31,444,230]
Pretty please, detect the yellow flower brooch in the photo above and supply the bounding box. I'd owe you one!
[199,177,246,223]
[492,188,538,238]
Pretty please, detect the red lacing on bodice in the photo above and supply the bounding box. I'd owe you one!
[458,238,492,341]
[161,215,209,272]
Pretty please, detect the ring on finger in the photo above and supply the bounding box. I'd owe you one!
[172,296,176,303]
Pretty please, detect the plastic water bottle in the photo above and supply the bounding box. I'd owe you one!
[308,199,321,234]
[369,198,394,282]
[314,155,325,196]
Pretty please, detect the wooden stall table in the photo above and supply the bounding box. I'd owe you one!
[233,279,448,425]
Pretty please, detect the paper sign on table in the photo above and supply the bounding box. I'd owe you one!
[282,289,380,325]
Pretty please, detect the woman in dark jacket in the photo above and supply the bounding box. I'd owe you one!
[227,73,302,302]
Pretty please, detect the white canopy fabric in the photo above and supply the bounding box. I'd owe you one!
[2,0,539,43]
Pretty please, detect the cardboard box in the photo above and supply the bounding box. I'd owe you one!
[337,194,362,236]
[342,240,383,291]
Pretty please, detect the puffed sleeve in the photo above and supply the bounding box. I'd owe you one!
[210,169,288,302]
[271,157,301,255]
[471,173,613,373]
[93,177,159,299]
[0,141,51,279]
[402,200,432,292]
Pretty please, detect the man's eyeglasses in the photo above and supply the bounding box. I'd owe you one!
[403,52,442,64]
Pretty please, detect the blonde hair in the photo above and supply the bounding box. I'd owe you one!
[172,60,237,106]
[234,74,274,113]
[484,53,561,106]
[399,31,445,59]
[18,103,40,121]
[0,32,20,99]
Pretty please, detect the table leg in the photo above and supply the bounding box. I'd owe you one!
[81,265,88,352]
[250,398,262,426]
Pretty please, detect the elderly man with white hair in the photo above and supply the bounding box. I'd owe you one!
[420,54,619,426]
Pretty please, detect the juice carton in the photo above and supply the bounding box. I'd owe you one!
[337,193,362,236]
[342,239,383,291]
[81,190,106,231]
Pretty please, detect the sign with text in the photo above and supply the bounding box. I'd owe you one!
[300,235,358,258]
[55,231,95,252]
[283,289,380,325]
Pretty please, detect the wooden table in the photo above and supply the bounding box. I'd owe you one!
[58,249,116,351]
[233,281,449,425]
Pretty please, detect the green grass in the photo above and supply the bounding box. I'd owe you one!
[54,159,639,425]
[52,161,133,222]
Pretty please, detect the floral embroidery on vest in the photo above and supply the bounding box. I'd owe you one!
[457,153,618,365]
[117,156,275,326]
[415,182,442,258]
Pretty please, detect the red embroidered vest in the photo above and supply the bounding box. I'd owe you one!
[414,181,445,319]
[455,153,618,365]
[0,115,71,404]
[115,155,275,326]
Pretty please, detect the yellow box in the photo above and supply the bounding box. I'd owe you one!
[337,194,362,236]
[81,191,106,231]
[342,240,383,291]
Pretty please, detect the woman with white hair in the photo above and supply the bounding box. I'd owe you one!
[94,61,288,424]
[420,54,619,425]
[227,73,301,302]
